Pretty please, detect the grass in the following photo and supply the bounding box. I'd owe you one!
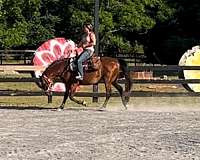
[0,72,118,107]
[0,72,188,108]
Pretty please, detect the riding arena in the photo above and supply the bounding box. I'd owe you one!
[0,47,200,159]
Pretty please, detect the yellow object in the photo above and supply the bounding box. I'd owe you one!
[179,46,200,92]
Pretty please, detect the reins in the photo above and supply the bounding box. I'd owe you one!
[42,58,70,91]
[43,74,53,91]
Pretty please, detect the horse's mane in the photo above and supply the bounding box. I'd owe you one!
[50,58,69,66]
[43,58,70,74]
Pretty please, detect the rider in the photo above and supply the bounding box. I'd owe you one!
[76,23,96,80]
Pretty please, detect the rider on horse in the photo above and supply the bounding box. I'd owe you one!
[76,23,96,80]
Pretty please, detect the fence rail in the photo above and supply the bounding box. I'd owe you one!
[0,65,45,73]
[0,50,147,66]
[1,65,200,73]
[129,65,200,71]
[0,64,200,104]
[1,51,200,105]
[1,77,200,84]
[1,90,200,97]
[0,50,35,64]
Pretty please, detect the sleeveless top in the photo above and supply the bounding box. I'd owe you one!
[81,32,95,52]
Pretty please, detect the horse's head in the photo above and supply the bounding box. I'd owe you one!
[39,74,53,95]
[37,58,70,95]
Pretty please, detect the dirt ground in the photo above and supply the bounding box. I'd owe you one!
[1,95,200,160]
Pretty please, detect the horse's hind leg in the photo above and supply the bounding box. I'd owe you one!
[69,83,87,106]
[69,95,87,106]
[101,82,112,109]
[112,81,127,110]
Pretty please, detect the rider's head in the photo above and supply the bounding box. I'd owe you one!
[83,23,93,32]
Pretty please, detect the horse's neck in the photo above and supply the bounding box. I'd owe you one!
[44,59,69,80]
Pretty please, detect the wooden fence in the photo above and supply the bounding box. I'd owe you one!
[0,50,35,64]
[1,65,200,104]
[0,50,146,65]
[1,50,200,104]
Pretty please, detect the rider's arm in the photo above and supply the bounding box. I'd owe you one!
[82,33,96,48]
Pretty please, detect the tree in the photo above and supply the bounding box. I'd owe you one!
[0,0,60,49]
[0,0,176,60]
[0,0,29,48]
[99,0,174,55]
[146,0,200,64]
[52,0,174,56]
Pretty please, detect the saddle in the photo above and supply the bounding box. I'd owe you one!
[70,55,101,72]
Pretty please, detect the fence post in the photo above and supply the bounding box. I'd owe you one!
[0,53,2,65]
[93,0,99,103]
[93,84,99,102]
[48,92,53,103]
[24,52,26,64]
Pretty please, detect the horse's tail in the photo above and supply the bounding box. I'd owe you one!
[118,59,132,102]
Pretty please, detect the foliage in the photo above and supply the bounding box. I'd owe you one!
[146,0,200,64]
[1,0,199,64]
[0,0,60,49]
[99,0,174,54]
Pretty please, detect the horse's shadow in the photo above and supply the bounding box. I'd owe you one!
[0,105,106,112]
[0,105,52,110]
[62,107,106,112]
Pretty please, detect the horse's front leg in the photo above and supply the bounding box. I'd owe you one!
[57,72,72,111]
[69,83,87,107]
[59,89,69,110]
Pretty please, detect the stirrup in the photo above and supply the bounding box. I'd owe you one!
[76,75,83,80]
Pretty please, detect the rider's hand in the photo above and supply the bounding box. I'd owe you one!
[82,44,86,48]
[77,42,82,48]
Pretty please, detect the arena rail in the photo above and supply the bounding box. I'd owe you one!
[0,50,146,65]
[0,50,35,64]
[1,65,200,104]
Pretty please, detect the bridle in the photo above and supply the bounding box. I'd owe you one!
[41,59,70,92]
[42,74,53,92]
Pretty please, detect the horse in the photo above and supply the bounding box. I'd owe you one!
[38,56,132,110]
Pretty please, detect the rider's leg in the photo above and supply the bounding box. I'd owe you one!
[76,49,91,80]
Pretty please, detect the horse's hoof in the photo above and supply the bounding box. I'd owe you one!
[125,104,129,108]
[98,107,106,111]
[82,100,87,107]
[122,102,128,110]
[57,108,63,112]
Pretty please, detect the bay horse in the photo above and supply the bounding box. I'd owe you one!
[38,56,132,110]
